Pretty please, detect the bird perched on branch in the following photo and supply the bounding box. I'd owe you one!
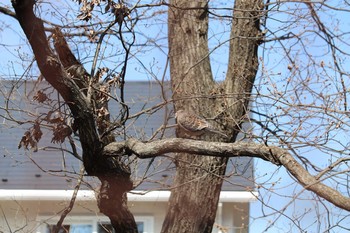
[175,109,228,138]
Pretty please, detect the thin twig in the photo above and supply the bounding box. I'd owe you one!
[53,166,85,233]
[0,205,13,233]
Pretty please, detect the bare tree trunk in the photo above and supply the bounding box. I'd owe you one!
[163,2,227,232]
[163,0,262,232]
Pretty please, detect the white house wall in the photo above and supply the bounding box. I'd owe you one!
[0,199,167,233]
[0,199,250,233]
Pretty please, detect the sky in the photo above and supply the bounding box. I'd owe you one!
[1,0,350,232]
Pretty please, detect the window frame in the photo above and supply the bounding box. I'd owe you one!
[36,215,154,233]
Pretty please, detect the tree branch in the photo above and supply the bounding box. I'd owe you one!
[54,167,84,233]
[12,0,101,175]
[0,6,17,19]
[104,138,350,211]
[104,138,280,163]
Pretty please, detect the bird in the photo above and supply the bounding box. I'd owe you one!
[175,109,228,138]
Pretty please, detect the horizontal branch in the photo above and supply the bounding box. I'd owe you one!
[104,138,350,211]
[104,138,282,163]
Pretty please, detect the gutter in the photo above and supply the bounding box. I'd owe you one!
[0,189,257,202]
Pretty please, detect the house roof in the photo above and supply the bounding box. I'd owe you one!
[0,79,254,192]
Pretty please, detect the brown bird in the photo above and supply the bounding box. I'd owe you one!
[175,109,228,138]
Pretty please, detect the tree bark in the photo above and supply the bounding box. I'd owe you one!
[162,0,259,232]
[224,0,263,130]
[163,0,262,232]
[164,1,227,232]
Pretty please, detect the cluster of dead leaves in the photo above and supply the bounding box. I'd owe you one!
[109,2,131,25]
[18,109,73,151]
[18,121,42,152]
[33,90,50,103]
[18,101,73,152]
[51,122,73,144]
[76,0,130,24]
[44,111,73,144]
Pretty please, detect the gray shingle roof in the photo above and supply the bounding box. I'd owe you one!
[0,79,253,191]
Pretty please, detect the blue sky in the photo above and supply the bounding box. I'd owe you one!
[1,1,350,232]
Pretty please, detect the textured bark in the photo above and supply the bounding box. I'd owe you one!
[163,0,262,232]
[52,28,89,92]
[97,174,137,233]
[12,1,137,232]
[224,0,263,131]
[165,1,226,233]
[104,138,280,164]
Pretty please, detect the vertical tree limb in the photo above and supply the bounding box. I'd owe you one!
[12,1,138,232]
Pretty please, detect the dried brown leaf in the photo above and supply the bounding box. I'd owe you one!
[52,123,73,144]
[33,90,49,103]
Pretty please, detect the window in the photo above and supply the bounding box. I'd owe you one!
[97,221,144,233]
[37,216,154,233]
[45,224,92,233]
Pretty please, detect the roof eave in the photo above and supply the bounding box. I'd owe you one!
[0,189,258,203]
